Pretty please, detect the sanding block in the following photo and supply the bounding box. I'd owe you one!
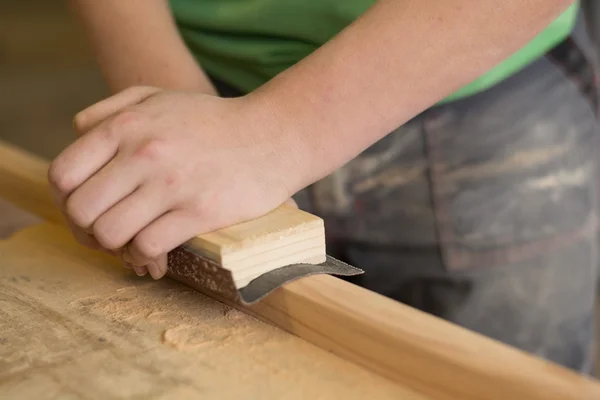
[165,204,363,304]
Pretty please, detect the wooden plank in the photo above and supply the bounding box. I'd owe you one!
[2,139,600,399]
[0,141,62,225]
[0,222,415,399]
[0,197,42,239]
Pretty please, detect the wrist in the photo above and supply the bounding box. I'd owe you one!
[244,66,384,195]
[241,87,320,197]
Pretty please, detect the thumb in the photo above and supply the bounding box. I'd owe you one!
[72,86,161,135]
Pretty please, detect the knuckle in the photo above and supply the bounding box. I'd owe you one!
[72,112,87,132]
[190,192,218,218]
[163,170,183,188]
[133,138,166,161]
[111,109,142,130]
[101,122,117,142]
[187,200,207,219]
[47,161,73,194]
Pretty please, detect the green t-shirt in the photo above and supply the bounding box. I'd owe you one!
[169,0,579,102]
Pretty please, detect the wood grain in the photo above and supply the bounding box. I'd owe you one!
[0,140,62,225]
[2,140,600,399]
[0,222,415,399]
[187,204,326,287]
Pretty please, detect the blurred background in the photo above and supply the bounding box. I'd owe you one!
[1,0,600,376]
[0,0,598,158]
[0,1,108,159]
[1,1,599,164]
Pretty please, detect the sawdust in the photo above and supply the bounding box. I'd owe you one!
[67,283,261,352]
[162,324,228,350]
[0,223,418,399]
[223,308,245,320]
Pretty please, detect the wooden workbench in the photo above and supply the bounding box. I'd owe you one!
[2,140,600,399]
[0,199,414,399]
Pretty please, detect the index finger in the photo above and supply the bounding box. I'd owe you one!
[73,86,160,135]
[48,126,119,206]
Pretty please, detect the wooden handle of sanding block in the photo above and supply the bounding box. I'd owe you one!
[2,139,600,400]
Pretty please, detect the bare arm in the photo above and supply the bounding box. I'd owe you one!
[67,0,217,94]
[251,0,577,191]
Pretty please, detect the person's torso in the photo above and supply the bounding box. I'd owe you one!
[169,0,580,102]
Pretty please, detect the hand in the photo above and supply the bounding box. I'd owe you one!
[48,86,298,279]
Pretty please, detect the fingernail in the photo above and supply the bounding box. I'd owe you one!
[147,261,162,280]
[133,265,147,276]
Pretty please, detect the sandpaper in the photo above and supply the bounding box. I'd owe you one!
[168,245,363,305]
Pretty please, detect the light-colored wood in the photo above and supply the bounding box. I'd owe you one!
[187,204,326,287]
[252,277,600,400]
[3,140,600,399]
[0,197,42,239]
[0,140,63,225]
[0,222,416,399]
[0,139,326,288]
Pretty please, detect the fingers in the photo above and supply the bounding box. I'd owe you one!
[130,263,150,278]
[51,86,173,279]
[48,128,119,207]
[64,154,148,231]
[73,86,160,134]
[59,86,162,191]
[123,209,207,269]
[122,252,165,280]
[146,254,168,280]
[124,254,166,280]
[91,183,169,251]
[120,201,298,281]
[50,89,157,206]
[51,102,159,231]
[66,215,104,251]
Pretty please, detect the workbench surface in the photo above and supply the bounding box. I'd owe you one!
[0,200,418,399]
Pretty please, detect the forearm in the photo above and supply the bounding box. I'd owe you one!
[251,0,576,192]
[67,0,216,94]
